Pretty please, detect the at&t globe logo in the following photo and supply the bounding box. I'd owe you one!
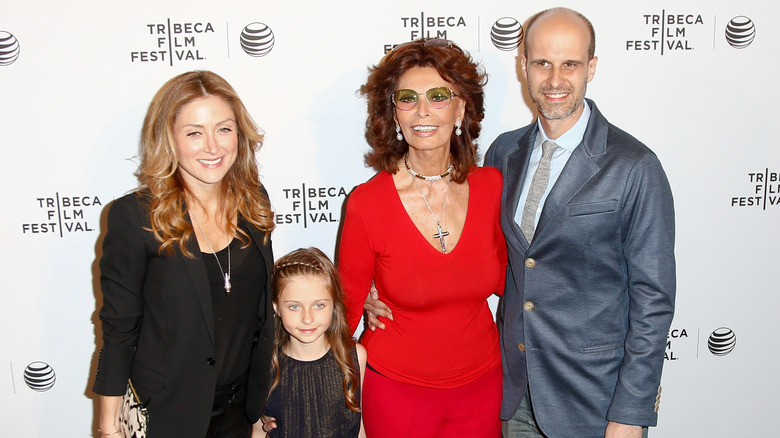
[490,17,523,51]
[24,361,56,392]
[0,31,21,66]
[240,22,275,57]
[707,327,737,356]
[725,16,755,49]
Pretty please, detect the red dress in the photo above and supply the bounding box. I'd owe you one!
[338,166,507,389]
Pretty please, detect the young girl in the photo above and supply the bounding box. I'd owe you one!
[256,248,366,438]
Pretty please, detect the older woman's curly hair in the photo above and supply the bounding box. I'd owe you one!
[360,38,487,183]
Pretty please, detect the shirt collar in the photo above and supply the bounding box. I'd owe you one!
[534,100,592,152]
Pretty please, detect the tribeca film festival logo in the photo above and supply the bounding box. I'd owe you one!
[130,20,275,64]
[21,193,102,236]
[274,184,349,228]
[490,17,523,52]
[384,12,467,53]
[665,327,737,360]
[665,327,688,361]
[0,31,21,66]
[23,361,56,392]
[626,10,705,54]
[725,16,755,49]
[731,169,780,209]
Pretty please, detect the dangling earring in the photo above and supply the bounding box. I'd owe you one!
[396,124,403,141]
[455,120,462,136]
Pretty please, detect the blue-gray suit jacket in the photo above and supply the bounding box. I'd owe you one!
[485,99,675,437]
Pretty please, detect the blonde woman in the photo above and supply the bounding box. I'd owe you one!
[93,70,275,438]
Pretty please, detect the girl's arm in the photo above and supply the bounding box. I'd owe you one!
[356,343,367,438]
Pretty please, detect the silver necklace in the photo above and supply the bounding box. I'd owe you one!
[404,153,453,182]
[412,176,451,252]
[192,214,232,295]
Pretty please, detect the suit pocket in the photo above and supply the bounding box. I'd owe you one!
[130,361,164,403]
[582,342,621,353]
[568,200,618,217]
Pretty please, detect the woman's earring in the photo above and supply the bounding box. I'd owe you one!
[455,120,462,136]
[396,125,403,141]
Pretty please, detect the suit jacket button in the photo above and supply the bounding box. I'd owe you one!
[523,301,534,311]
[207,357,216,366]
[525,258,536,268]
[518,343,526,352]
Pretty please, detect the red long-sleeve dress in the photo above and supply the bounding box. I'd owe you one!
[338,166,507,388]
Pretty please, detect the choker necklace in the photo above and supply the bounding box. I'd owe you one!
[404,153,453,182]
[192,214,232,295]
[412,176,451,252]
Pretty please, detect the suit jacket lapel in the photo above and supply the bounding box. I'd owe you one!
[182,233,217,348]
[535,100,607,238]
[247,225,274,318]
[504,125,538,248]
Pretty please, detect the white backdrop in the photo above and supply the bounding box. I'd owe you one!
[1,0,776,436]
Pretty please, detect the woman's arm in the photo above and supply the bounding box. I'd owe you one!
[356,343,367,438]
[94,195,148,394]
[98,395,122,437]
[338,193,378,334]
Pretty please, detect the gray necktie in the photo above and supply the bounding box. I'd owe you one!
[520,140,559,242]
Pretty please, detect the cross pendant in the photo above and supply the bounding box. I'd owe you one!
[432,222,449,252]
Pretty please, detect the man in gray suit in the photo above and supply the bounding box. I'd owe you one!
[485,7,675,438]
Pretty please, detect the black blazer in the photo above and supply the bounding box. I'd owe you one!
[93,189,275,437]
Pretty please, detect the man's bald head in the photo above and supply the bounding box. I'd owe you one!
[524,8,596,60]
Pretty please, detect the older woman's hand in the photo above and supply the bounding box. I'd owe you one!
[364,283,392,331]
[253,415,276,437]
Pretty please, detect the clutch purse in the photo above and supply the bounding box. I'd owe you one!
[119,378,149,438]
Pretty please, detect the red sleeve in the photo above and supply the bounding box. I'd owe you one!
[492,169,508,296]
[338,188,377,335]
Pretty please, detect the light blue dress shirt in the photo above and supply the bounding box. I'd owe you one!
[514,101,592,229]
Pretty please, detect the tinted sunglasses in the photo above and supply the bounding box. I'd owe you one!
[391,87,459,111]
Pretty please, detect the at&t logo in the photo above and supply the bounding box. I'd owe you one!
[240,22,275,57]
[708,327,737,356]
[725,16,755,49]
[24,361,56,392]
[490,17,523,52]
[0,31,21,66]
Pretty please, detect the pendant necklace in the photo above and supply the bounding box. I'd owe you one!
[411,176,451,252]
[192,214,232,294]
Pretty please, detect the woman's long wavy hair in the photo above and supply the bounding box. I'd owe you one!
[136,70,274,256]
[360,38,487,183]
[269,248,360,412]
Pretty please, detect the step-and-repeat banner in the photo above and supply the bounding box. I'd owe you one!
[2,0,776,435]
